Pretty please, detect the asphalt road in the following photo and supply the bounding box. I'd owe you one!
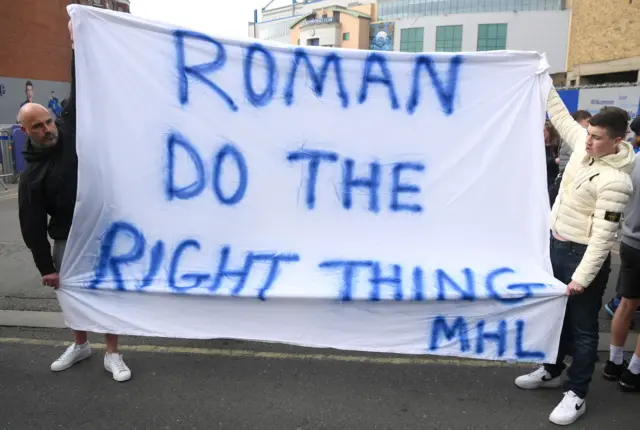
[0,327,639,430]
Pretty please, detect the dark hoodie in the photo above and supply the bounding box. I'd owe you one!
[18,53,77,276]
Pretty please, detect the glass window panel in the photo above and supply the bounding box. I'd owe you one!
[488,24,497,38]
[497,24,507,38]
[478,24,488,38]
[455,25,462,39]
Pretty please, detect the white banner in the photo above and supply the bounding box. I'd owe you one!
[60,5,566,363]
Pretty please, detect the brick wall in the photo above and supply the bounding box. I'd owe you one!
[0,0,74,82]
[568,0,640,70]
[0,0,130,82]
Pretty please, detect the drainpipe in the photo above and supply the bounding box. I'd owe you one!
[254,9,258,38]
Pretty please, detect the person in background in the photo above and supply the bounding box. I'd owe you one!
[557,110,592,173]
[603,134,640,391]
[17,21,131,382]
[515,90,635,426]
[631,116,640,154]
[605,114,640,318]
[544,121,560,205]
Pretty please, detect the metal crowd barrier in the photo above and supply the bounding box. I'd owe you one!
[0,125,17,190]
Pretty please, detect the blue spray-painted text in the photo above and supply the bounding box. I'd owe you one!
[288,149,425,213]
[89,221,299,300]
[88,223,550,304]
[174,30,464,115]
[429,316,545,360]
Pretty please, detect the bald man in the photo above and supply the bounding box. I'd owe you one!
[17,22,131,382]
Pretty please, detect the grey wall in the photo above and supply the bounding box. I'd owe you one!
[0,76,71,125]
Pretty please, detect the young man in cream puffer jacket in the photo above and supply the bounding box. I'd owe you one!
[515,87,635,426]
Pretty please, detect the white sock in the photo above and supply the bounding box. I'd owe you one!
[610,345,624,365]
[629,354,640,375]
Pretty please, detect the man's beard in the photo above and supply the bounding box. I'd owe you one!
[33,133,58,148]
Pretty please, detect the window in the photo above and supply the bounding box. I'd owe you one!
[399,27,424,53]
[377,0,563,20]
[322,13,327,18]
[435,25,462,52]
[343,33,350,41]
[477,24,507,51]
[333,11,340,22]
[307,38,319,46]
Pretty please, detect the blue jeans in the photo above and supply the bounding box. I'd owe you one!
[544,236,610,398]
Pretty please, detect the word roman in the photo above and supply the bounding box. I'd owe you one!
[174,30,464,115]
[165,133,426,214]
[89,222,550,304]
[429,316,545,360]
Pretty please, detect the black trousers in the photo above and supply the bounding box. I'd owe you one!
[544,236,610,398]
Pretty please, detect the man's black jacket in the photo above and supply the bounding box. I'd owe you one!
[18,53,77,276]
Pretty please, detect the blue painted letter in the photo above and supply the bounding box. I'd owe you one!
[391,162,425,213]
[406,55,463,115]
[429,316,470,352]
[342,158,381,213]
[369,263,403,301]
[318,260,374,301]
[210,246,253,294]
[169,239,211,291]
[287,149,339,210]
[515,320,545,360]
[475,320,507,356]
[436,268,476,301]
[412,266,425,301]
[357,53,399,110]
[90,222,146,291]
[174,30,238,111]
[251,253,301,300]
[243,43,277,107]
[165,132,206,201]
[212,144,248,206]
[485,267,547,304]
[139,240,165,289]
[284,50,349,108]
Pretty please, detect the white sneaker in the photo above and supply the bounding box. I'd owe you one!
[515,366,563,390]
[104,353,132,382]
[549,391,586,426]
[50,342,92,372]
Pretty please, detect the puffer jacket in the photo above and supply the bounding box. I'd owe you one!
[547,87,635,287]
